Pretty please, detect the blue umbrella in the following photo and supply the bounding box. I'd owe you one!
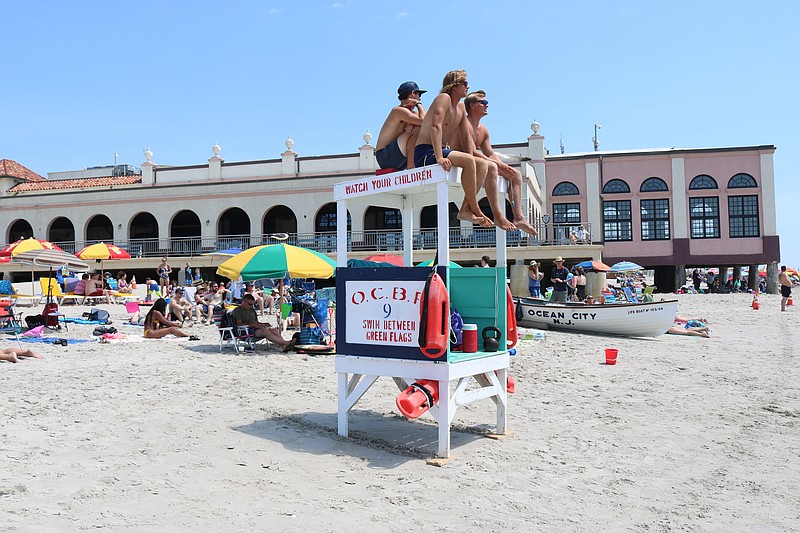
[611,261,644,272]
[212,247,243,256]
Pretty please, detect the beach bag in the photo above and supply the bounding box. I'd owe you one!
[87,308,111,323]
[450,307,464,348]
[219,311,237,330]
[299,326,323,345]
[25,314,45,328]
[92,325,117,336]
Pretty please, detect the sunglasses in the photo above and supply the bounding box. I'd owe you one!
[478,99,489,106]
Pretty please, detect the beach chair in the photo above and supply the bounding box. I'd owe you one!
[622,286,639,303]
[40,277,106,305]
[601,290,616,303]
[642,285,655,302]
[0,299,23,347]
[215,309,257,353]
[4,284,42,306]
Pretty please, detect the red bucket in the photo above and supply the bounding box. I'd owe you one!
[605,348,618,365]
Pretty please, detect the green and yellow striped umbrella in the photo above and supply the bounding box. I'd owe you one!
[216,243,336,281]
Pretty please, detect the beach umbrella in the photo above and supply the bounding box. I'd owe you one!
[207,247,244,256]
[415,259,462,268]
[0,237,64,257]
[216,243,336,281]
[217,244,336,310]
[573,260,612,271]
[364,254,404,266]
[0,238,65,288]
[75,242,132,281]
[11,249,90,303]
[611,261,644,272]
[12,249,89,271]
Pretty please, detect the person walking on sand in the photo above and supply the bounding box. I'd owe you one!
[156,257,172,297]
[375,81,427,170]
[1,347,43,363]
[779,265,793,311]
[414,69,493,228]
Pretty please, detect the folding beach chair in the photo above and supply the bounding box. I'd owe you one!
[622,286,639,303]
[0,299,23,347]
[215,309,258,353]
[40,278,84,306]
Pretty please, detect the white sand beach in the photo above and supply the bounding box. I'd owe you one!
[1,293,798,531]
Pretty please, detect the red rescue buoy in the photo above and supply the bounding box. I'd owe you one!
[506,285,517,349]
[396,379,440,418]
[418,271,450,358]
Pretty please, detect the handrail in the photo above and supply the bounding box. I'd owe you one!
[36,223,593,259]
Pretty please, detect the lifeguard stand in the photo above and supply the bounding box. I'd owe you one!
[333,165,511,458]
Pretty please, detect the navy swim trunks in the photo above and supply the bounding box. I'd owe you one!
[414,144,453,167]
[375,138,407,170]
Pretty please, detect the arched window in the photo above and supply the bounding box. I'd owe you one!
[552,181,579,196]
[315,203,351,233]
[728,173,757,188]
[602,179,630,194]
[689,175,718,190]
[640,177,668,192]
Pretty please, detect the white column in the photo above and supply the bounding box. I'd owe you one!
[585,160,601,237]
[337,200,347,267]
[671,156,688,239]
[281,137,297,175]
[208,143,223,181]
[760,152,777,236]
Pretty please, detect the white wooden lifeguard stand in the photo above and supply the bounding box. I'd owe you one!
[333,164,511,458]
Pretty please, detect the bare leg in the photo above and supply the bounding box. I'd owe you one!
[1,350,19,363]
[481,160,515,231]
[448,151,492,227]
[499,165,538,236]
[145,326,189,338]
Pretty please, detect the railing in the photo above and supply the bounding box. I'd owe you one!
[46,223,593,259]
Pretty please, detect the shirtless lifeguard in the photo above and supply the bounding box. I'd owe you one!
[460,90,538,236]
[414,69,492,227]
[375,81,427,170]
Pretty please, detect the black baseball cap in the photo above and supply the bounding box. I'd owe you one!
[397,81,426,97]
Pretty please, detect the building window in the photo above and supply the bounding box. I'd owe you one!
[640,177,668,192]
[689,174,718,190]
[553,203,581,224]
[552,181,579,196]
[728,173,757,189]
[640,199,670,240]
[729,195,759,237]
[689,197,720,238]
[602,179,630,194]
[603,200,632,241]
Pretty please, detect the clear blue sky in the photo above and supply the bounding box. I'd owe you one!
[3,1,798,266]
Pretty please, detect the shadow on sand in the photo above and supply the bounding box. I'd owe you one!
[235,409,490,467]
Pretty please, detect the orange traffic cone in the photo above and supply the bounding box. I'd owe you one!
[752,294,759,310]
[789,296,794,306]
[131,275,137,289]
[396,380,439,419]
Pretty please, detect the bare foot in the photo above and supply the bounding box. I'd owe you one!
[494,216,516,231]
[8,352,19,363]
[513,218,539,236]
[456,208,491,228]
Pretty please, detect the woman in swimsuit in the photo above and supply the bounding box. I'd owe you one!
[143,298,191,339]
[156,257,172,297]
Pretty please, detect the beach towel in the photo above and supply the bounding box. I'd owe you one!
[60,317,112,325]
[19,337,92,344]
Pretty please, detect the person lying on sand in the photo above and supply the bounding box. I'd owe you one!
[667,316,710,337]
[1,347,44,363]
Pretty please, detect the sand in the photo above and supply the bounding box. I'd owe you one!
[1,293,798,532]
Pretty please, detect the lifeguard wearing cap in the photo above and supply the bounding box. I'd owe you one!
[397,81,426,100]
